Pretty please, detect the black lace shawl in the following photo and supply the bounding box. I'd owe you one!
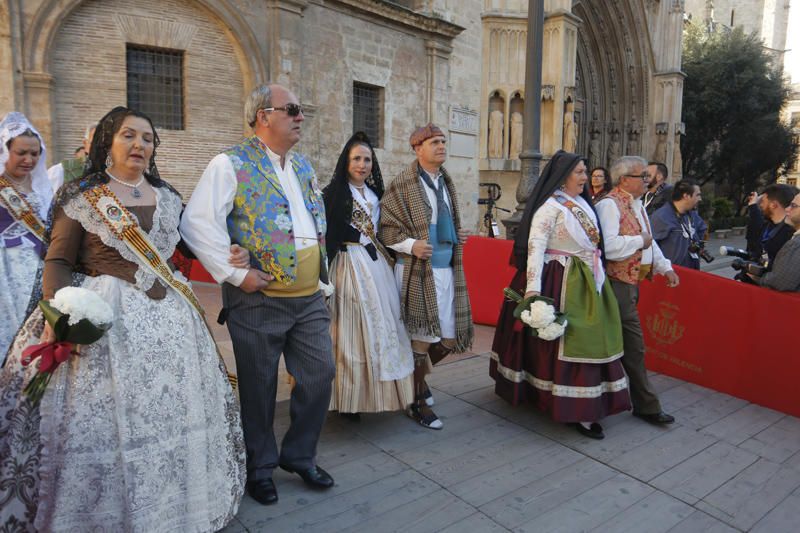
[512,150,606,271]
[322,132,385,262]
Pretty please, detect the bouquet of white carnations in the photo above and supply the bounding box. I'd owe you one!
[503,288,568,341]
[21,287,113,405]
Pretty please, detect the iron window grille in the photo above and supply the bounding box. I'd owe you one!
[353,82,382,147]
[126,45,185,130]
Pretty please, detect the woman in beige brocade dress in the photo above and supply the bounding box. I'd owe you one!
[323,132,414,420]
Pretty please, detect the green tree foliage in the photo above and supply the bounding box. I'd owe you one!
[681,24,798,210]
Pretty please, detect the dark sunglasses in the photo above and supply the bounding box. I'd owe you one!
[262,103,304,117]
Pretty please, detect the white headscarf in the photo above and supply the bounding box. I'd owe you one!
[0,112,53,220]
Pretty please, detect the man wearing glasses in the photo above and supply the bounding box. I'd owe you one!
[751,192,800,292]
[595,156,680,426]
[181,84,335,506]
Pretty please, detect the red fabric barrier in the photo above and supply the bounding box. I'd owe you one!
[462,237,800,417]
[189,259,216,284]
[639,265,800,418]
[463,236,516,326]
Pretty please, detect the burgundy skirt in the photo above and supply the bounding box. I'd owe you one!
[490,262,631,423]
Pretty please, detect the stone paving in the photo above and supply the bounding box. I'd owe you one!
[200,233,800,532]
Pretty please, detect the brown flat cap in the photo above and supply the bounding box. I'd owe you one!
[409,123,445,148]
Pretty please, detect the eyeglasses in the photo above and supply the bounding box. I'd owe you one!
[262,103,304,117]
[624,173,650,181]
[788,202,800,210]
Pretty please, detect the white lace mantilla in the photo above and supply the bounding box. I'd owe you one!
[60,186,182,292]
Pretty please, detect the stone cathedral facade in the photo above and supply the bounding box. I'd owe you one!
[0,0,685,231]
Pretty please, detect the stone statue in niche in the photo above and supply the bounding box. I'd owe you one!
[588,129,602,168]
[488,109,504,159]
[606,131,621,167]
[654,132,668,164]
[628,129,640,157]
[562,102,577,153]
[672,134,682,177]
[509,112,523,159]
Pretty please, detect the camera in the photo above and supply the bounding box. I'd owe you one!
[688,241,714,263]
[478,183,502,205]
[731,258,766,277]
[477,183,509,238]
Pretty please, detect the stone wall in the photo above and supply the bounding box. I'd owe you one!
[49,0,247,197]
[1,0,482,224]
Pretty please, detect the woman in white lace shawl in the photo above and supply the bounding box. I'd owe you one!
[0,113,52,362]
[0,107,246,532]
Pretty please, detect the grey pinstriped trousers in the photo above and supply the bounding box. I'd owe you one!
[222,284,335,481]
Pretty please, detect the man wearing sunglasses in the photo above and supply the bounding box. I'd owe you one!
[181,84,335,506]
[595,155,680,427]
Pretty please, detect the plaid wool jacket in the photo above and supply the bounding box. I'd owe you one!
[378,160,474,353]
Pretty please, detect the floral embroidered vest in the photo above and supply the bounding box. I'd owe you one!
[225,136,328,285]
[604,188,652,285]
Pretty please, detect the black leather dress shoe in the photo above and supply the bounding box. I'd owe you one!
[570,422,605,440]
[634,411,675,425]
[279,464,335,489]
[247,478,278,505]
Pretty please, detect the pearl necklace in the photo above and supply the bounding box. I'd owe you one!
[107,170,145,198]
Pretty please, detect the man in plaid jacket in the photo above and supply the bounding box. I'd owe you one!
[379,123,473,430]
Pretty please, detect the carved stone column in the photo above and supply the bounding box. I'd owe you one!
[265,0,310,87]
[22,71,54,164]
[540,7,580,156]
[425,39,454,125]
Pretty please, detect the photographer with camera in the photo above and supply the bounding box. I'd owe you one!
[746,191,800,292]
[650,180,710,269]
[745,184,798,271]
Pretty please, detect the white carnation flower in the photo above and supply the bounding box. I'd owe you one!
[520,310,532,324]
[51,287,114,326]
[537,320,567,341]
[526,300,556,329]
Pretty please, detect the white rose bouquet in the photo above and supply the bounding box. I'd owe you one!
[503,288,568,341]
[21,287,113,405]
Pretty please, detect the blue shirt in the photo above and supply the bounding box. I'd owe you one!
[651,203,707,269]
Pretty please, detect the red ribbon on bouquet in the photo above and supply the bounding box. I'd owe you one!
[21,341,73,373]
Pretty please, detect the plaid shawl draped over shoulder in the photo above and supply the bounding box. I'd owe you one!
[379,161,473,353]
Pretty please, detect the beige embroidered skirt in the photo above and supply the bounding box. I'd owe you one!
[329,244,414,413]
